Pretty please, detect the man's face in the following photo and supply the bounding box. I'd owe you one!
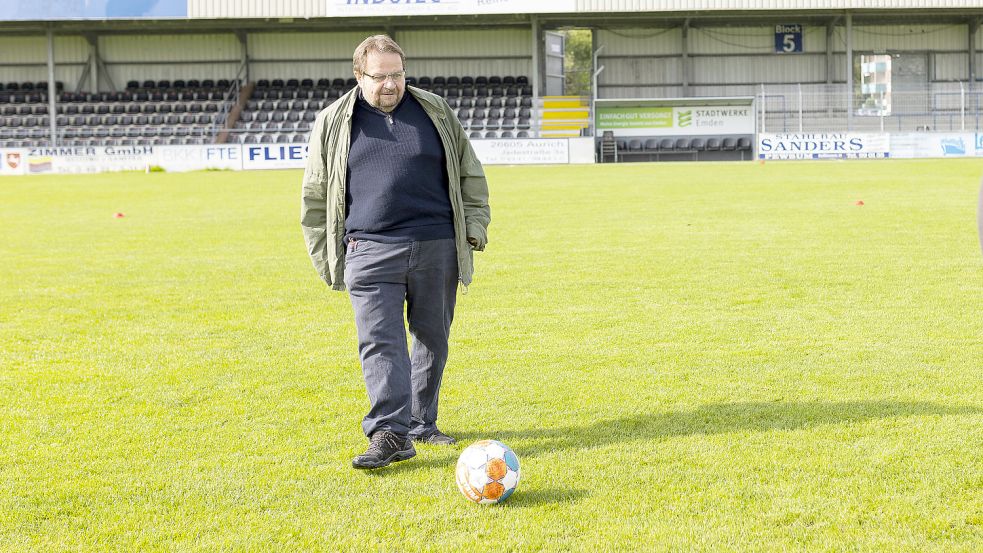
[356,51,405,113]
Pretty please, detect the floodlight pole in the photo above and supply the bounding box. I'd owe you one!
[46,27,58,148]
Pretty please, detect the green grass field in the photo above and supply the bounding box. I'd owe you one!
[1,159,981,551]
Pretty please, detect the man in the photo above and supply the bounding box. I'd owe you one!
[301,35,490,470]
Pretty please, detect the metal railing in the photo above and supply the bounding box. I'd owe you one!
[756,82,983,134]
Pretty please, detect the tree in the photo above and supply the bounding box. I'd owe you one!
[563,29,593,97]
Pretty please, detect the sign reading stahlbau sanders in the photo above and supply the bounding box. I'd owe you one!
[595,104,754,137]
[757,133,891,159]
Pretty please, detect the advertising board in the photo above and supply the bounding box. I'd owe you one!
[595,99,755,137]
[757,133,891,160]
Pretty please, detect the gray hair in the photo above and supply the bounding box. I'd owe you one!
[353,35,405,76]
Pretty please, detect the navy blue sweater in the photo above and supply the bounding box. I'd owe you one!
[344,92,454,243]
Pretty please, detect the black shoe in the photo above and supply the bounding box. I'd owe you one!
[411,429,457,445]
[352,431,416,469]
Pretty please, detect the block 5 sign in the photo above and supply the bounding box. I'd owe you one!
[775,24,803,54]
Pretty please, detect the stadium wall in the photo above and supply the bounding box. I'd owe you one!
[246,27,532,83]
[100,34,241,86]
[0,35,88,90]
[0,28,532,92]
[596,23,977,99]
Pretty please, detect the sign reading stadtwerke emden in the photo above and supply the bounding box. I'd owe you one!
[596,105,753,136]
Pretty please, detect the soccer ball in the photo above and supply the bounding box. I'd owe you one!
[455,439,520,504]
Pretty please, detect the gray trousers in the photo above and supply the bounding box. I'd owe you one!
[343,237,458,438]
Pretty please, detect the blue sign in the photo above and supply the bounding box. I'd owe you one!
[0,0,187,21]
[242,144,309,169]
[775,24,803,54]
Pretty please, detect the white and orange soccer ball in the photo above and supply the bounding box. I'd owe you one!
[455,439,520,504]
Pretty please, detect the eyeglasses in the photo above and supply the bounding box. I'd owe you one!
[361,70,406,83]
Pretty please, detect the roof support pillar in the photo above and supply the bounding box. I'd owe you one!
[681,18,690,97]
[845,12,853,131]
[46,27,58,147]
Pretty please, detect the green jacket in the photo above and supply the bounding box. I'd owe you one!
[300,86,491,291]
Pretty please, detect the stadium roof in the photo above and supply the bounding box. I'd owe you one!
[2,0,983,33]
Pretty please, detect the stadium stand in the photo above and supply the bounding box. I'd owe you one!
[0,75,538,148]
[228,75,535,144]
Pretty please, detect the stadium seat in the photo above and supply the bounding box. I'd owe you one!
[722,137,738,150]
[629,139,643,152]
[644,139,660,151]
[675,137,691,150]
[705,138,721,151]
[690,138,706,150]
